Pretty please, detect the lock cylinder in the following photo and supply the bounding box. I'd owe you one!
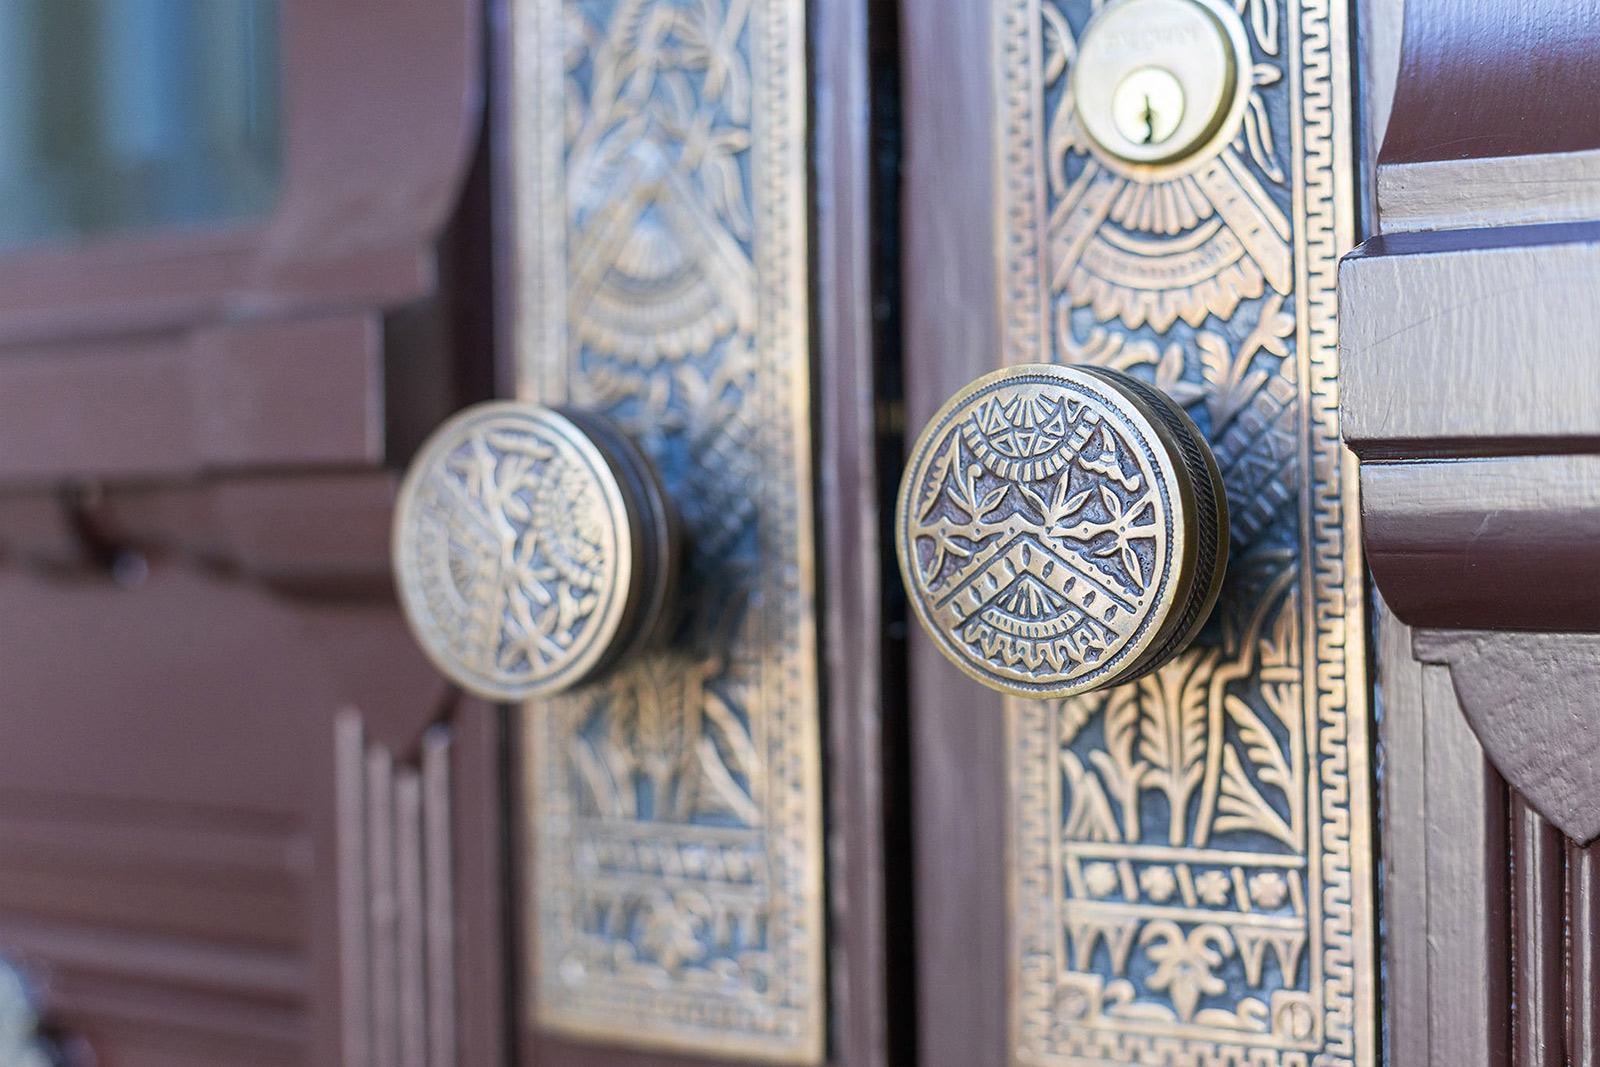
[1071,0,1250,171]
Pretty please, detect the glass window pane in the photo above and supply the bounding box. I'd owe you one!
[0,0,282,250]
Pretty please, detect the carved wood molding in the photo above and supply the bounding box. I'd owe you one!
[1379,0,1600,233]
[0,4,492,1063]
[0,0,481,347]
[1343,1,1600,838]
[0,0,483,491]
[0,564,448,1061]
[1413,630,1600,844]
[336,712,460,1067]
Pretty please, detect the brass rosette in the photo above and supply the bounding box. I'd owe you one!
[392,402,677,700]
[896,364,1227,699]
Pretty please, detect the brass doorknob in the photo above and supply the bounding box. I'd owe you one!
[392,401,677,700]
[896,364,1226,699]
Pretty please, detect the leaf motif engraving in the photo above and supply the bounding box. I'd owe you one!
[1198,293,1293,433]
[1212,697,1297,847]
[1042,2,1075,84]
[1086,686,1148,842]
[1059,314,1162,375]
[978,482,1012,520]
[1237,0,1280,55]
[1058,695,1097,749]
[1241,91,1286,185]
[1062,751,1121,843]
[1138,651,1216,846]
[918,436,965,522]
[1198,333,1265,434]
[1154,342,1207,408]
[699,686,762,825]
[1043,3,1081,193]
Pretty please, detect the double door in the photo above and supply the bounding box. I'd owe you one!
[3,1,1595,1066]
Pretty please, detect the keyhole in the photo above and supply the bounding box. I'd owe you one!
[1111,67,1186,151]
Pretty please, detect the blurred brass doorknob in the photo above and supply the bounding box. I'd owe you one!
[392,402,678,700]
[896,364,1227,700]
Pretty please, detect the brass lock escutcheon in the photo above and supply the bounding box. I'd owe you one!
[1070,0,1250,171]
[897,365,1227,699]
[392,401,678,700]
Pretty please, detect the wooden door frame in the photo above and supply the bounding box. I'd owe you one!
[1342,2,1600,1064]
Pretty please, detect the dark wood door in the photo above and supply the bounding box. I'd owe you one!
[6,1,1599,1066]
[900,0,1384,1062]
[0,1,905,1065]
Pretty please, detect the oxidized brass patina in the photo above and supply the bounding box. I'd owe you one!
[1000,0,1374,1063]
[392,402,675,700]
[897,364,1227,699]
[514,0,824,1061]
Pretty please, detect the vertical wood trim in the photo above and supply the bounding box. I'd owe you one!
[1377,607,1430,1065]
[1421,662,1510,1067]
[367,748,400,1067]
[397,770,429,1067]
[423,728,459,1067]
[449,702,506,1067]
[337,710,372,1067]
[813,0,900,1055]
[1569,840,1600,1067]
[1360,0,1405,179]
[338,716,461,1067]
[1512,796,1566,1067]
[902,0,1008,1062]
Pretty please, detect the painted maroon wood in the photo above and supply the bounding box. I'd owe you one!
[898,2,1010,1066]
[1344,2,1600,1064]
[0,0,487,1064]
[0,0,481,485]
[1382,0,1600,165]
[0,0,479,348]
[0,313,384,484]
[0,564,432,1064]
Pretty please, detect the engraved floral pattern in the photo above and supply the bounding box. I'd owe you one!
[395,408,623,698]
[901,373,1173,694]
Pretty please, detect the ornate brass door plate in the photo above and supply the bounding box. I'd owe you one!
[512,0,823,1061]
[999,0,1374,1064]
